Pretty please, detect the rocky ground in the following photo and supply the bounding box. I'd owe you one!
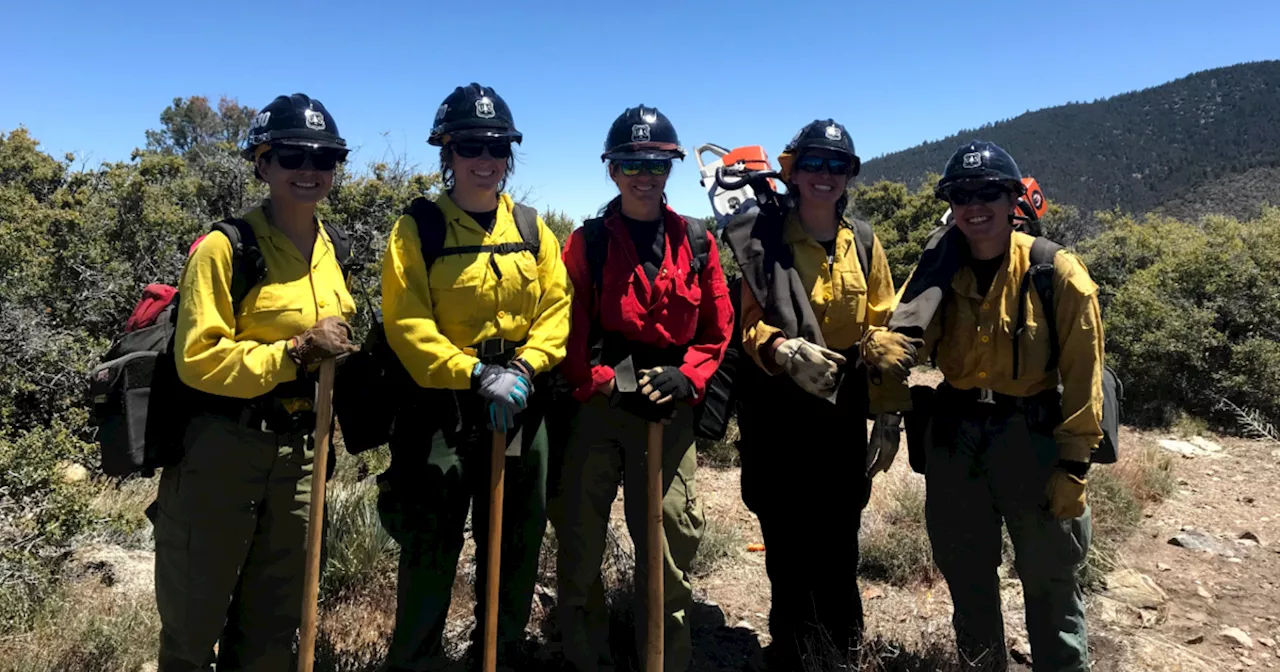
[22,421,1280,672]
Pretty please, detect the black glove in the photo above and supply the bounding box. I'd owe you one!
[639,366,693,403]
[610,388,678,423]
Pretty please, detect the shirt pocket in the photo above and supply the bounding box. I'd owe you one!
[664,266,703,339]
[242,285,303,317]
[1012,292,1052,378]
[834,270,869,325]
[510,251,543,320]
[428,257,486,327]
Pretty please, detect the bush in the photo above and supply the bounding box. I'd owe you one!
[858,471,936,586]
[320,481,397,600]
[1080,208,1280,427]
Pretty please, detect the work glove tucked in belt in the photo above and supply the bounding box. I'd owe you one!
[287,317,359,367]
[1046,461,1089,519]
[861,329,924,382]
[473,361,532,433]
[774,337,845,398]
[866,412,903,478]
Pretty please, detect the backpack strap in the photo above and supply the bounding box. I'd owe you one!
[321,221,356,279]
[511,203,542,258]
[1013,237,1064,380]
[582,217,610,303]
[210,218,266,314]
[848,217,875,282]
[683,215,710,276]
[404,197,539,278]
[404,197,447,268]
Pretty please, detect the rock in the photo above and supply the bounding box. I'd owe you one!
[139,663,158,672]
[1242,531,1263,545]
[1242,656,1257,666]
[1261,638,1277,648]
[1104,569,1168,609]
[862,586,885,600]
[1160,439,1219,457]
[1228,557,1244,564]
[1223,627,1256,649]
[1009,636,1032,665]
[1190,436,1225,454]
[1157,562,1172,572]
[58,461,89,484]
[68,544,155,595]
[1187,610,1212,623]
[1197,585,1215,599]
[1095,595,1157,628]
[1171,529,1230,555]
[734,620,756,632]
[1187,634,1205,644]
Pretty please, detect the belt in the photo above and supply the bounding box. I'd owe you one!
[463,338,525,362]
[936,382,1058,411]
[202,394,316,435]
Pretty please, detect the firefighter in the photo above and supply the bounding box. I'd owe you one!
[156,93,359,671]
[555,105,733,672]
[863,141,1100,672]
[722,119,899,669]
[377,83,572,671]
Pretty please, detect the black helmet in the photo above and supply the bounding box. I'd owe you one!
[784,119,860,174]
[428,83,522,146]
[601,105,685,162]
[241,93,346,160]
[934,140,1026,199]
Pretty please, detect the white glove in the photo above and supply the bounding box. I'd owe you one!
[774,338,845,398]
[866,412,903,478]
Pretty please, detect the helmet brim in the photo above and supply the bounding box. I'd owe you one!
[934,175,1027,201]
[604,149,685,161]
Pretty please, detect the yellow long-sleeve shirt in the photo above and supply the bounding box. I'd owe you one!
[381,193,572,390]
[872,231,1105,462]
[174,203,356,400]
[739,211,899,410]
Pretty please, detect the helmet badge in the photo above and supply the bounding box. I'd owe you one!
[824,124,842,141]
[304,109,326,131]
[631,124,651,142]
[434,104,448,124]
[962,152,983,169]
[475,97,495,119]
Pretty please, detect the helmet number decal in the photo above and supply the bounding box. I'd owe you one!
[304,109,326,131]
[250,111,271,133]
[631,124,651,142]
[475,98,495,119]
[435,104,448,124]
[962,152,983,168]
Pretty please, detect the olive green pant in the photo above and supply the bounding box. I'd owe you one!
[154,413,314,672]
[556,396,705,672]
[925,401,1092,672]
[377,396,549,670]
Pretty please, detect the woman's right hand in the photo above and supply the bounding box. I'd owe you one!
[287,317,359,366]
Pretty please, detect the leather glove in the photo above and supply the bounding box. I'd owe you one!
[774,337,845,398]
[473,363,531,432]
[1045,466,1088,519]
[862,329,925,381]
[287,317,358,367]
[639,366,693,404]
[866,413,903,478]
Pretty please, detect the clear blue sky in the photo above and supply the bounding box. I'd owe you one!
[3,0,1277,221]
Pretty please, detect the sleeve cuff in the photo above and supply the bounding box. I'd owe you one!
[515,348,549,375]
[1056,438,1095,463]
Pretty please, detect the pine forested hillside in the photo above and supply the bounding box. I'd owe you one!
[858,60,1280,216]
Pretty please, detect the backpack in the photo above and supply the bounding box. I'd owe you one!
[1016,237,1123,464]
[333,198,541,454]
[89,217,354,478]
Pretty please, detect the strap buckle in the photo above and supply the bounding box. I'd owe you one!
[975,387,996,405]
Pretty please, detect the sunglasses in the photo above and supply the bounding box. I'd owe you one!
[616,159,672,177]
[946,185,1011,206]
[452,141,513,159]
[795,155,854,176]
[271,148,345,171]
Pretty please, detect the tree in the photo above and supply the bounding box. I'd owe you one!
[144,96,256,157]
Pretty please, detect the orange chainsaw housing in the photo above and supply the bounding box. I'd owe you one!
[1017,177,1047,221]
[722,146,776,191]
